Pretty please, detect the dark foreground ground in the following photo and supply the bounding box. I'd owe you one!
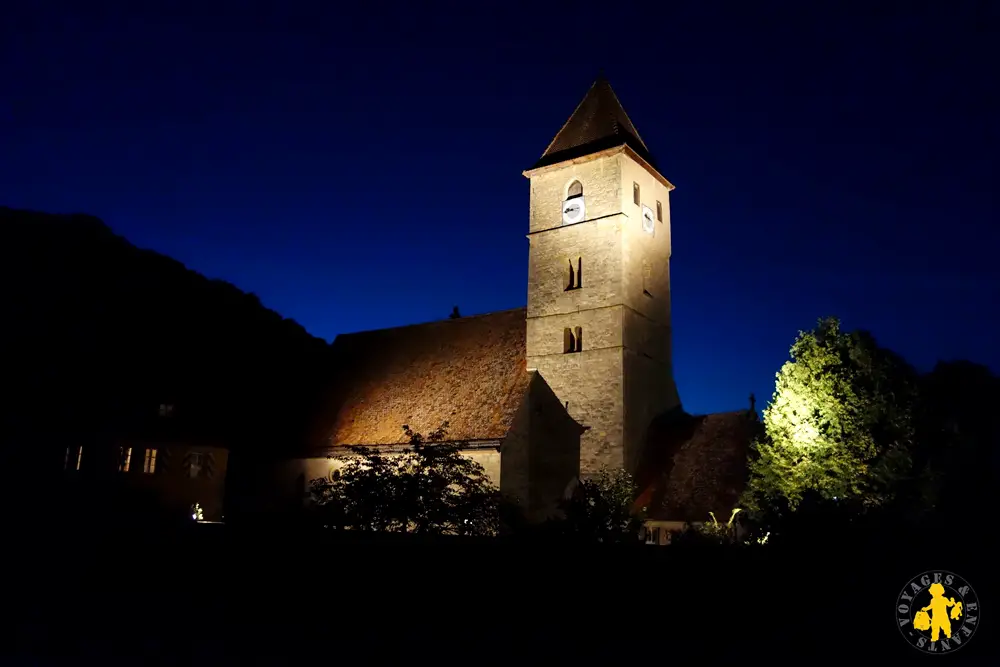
[5,521,995,664]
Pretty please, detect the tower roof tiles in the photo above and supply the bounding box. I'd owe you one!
[531,77,657,171]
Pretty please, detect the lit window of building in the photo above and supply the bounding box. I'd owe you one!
[143,448,157,474]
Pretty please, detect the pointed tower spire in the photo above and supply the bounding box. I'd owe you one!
[531,78,656,171]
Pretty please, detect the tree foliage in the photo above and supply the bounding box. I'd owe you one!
[668,509,769,546]
[558,466,645,543]
[742,317,919,515]
[307,422,501,536]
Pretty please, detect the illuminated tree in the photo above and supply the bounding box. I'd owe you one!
[742,318,918,514]
[307,422,501,536]
[670,509,759,546]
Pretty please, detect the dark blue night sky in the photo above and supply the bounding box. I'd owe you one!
[3,2,997,416]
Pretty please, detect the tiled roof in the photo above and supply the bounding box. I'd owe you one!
[634,409,760,522]
[531,78,657,171]
[308,308,530,450]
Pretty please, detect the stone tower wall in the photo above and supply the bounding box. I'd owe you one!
[525,149,679,476]
[619,154,680,471]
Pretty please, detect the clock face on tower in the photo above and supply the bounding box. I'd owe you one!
[563,197,585,224]
[641,205,655,234]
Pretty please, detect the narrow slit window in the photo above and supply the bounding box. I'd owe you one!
[633,182,640,206]
[567,180,583,199]
[574,327,583,352]
[563,328,576,354]
[119,447,132,472]
[565,257,582,290]
[656,200,663,222]
[64,447,71,470]
[643,259,653,297]
[143,448,158,474]
[75,446,83,471]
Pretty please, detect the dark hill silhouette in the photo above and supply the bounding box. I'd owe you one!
[0,207,332,520]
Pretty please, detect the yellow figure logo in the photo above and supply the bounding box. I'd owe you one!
[916,583,956,642]
[896,571,980,653]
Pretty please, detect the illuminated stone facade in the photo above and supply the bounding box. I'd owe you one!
[524,81,680,476]
[258,78,710,522]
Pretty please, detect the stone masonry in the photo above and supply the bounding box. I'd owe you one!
[525,148,680,476]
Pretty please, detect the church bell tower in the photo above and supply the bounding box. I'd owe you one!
[523,78,680,476]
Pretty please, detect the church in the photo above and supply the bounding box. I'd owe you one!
[269,79,757,535]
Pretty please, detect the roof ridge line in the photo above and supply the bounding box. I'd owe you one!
[603,81,648,150]
[537,79,599,159]
[694,409,755,418]
[334,306,527,339]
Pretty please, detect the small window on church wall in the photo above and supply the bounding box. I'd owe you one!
[642,259,653,297]
[656,200,663,222]
[567,180,583,199]
[574,327,583,352]
[633,182,640,206]
[565,257,582,291]
[563,328,575,354]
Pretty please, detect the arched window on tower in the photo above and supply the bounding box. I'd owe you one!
[574,327,583,352]
[567,180,583,199]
